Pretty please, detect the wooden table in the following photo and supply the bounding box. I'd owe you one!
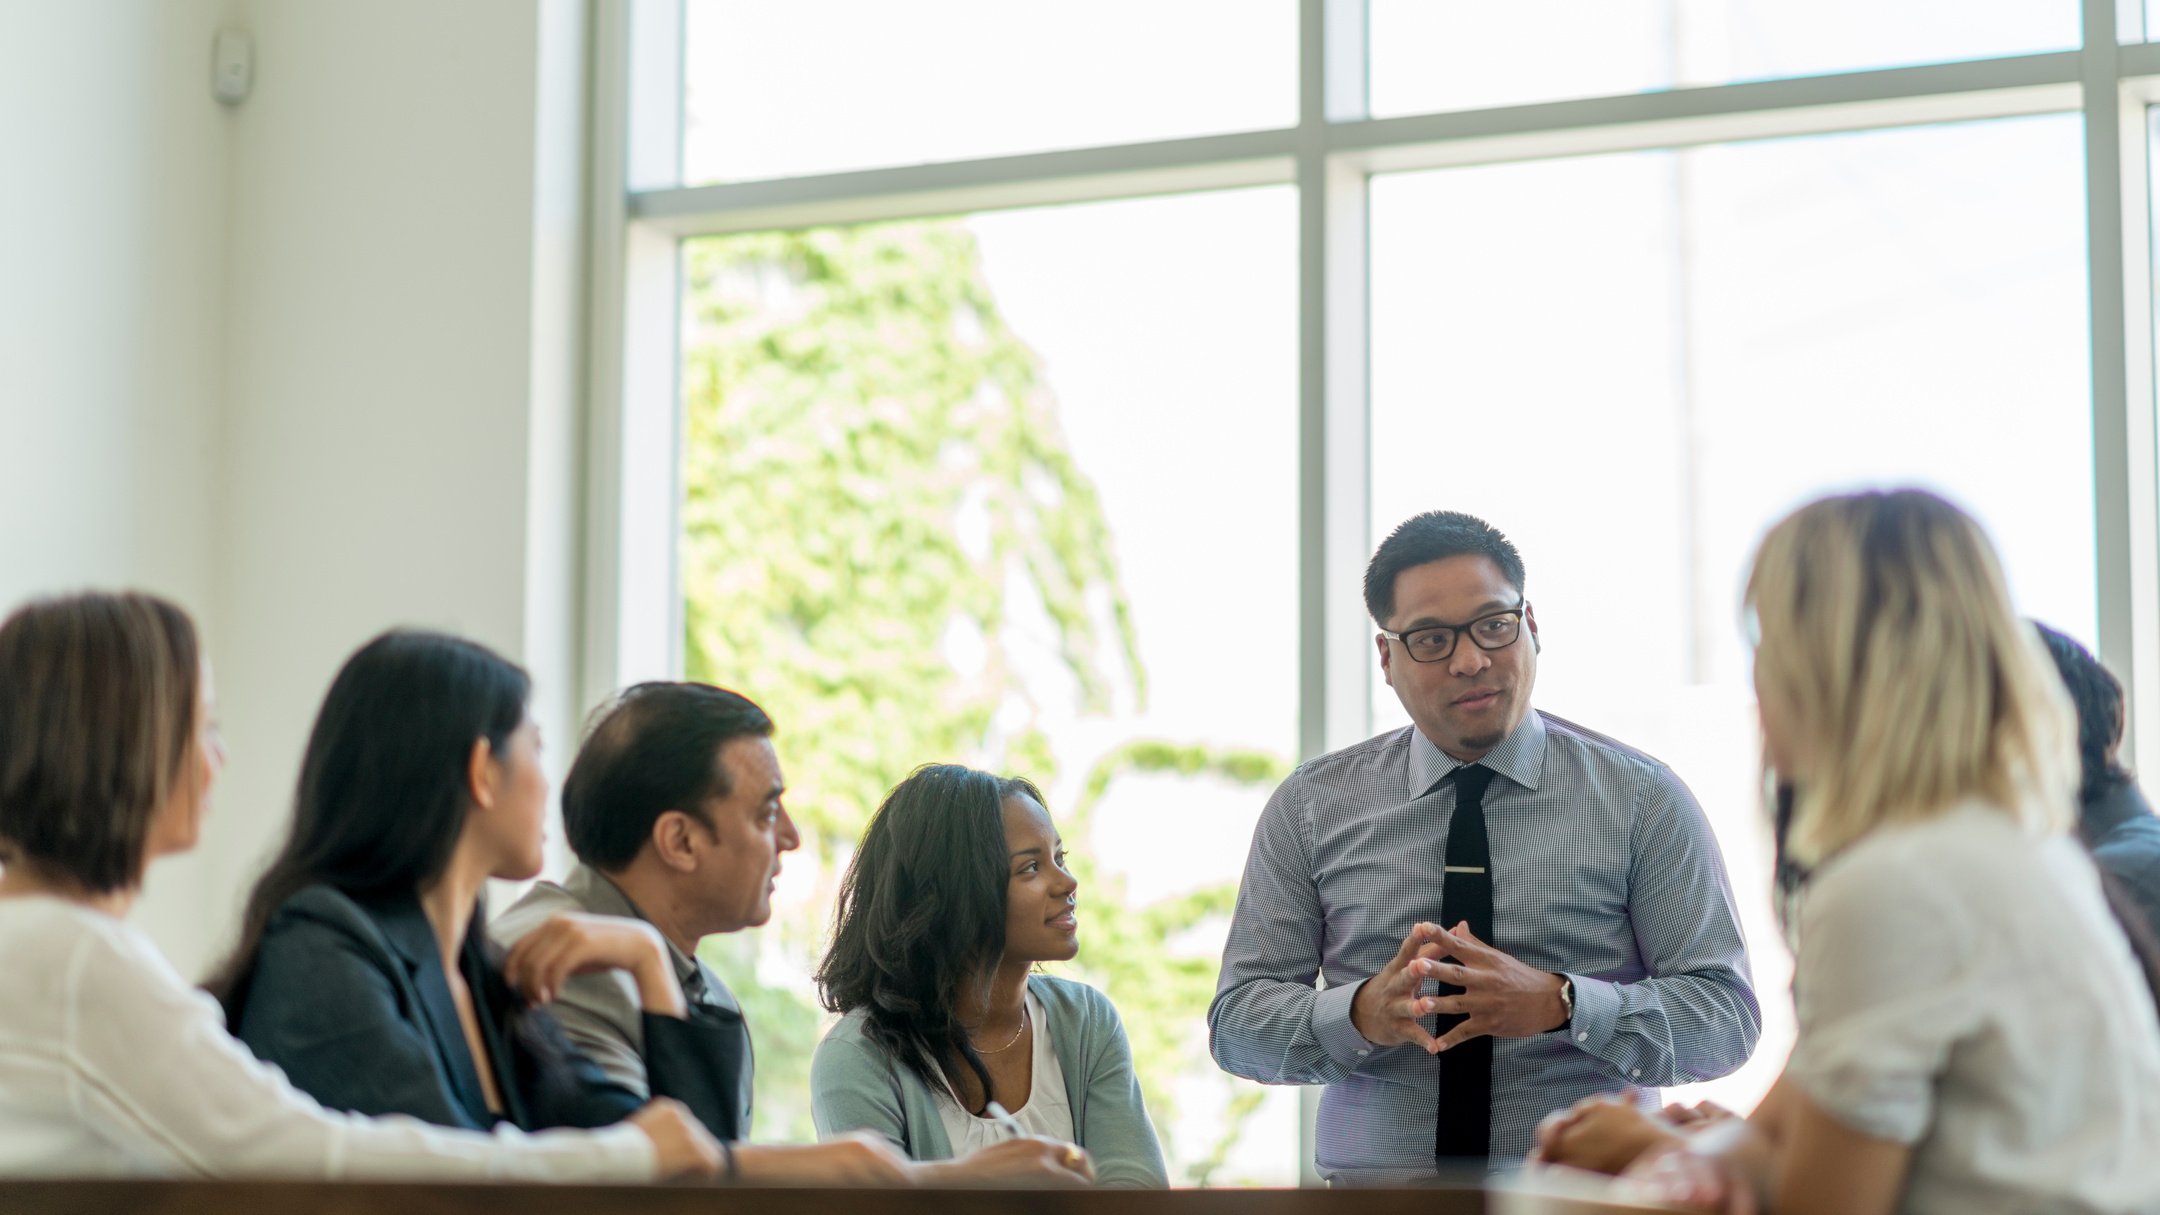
[0,1181,1493,1215]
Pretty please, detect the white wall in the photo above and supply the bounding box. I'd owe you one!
[0,0,237,959]
[199,0,590,976]
[0,0,591,977]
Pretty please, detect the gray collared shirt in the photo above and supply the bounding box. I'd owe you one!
[490,864,740,1095]
[1209,709,1759,1180]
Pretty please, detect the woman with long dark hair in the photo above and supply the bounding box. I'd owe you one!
[208,631,698,1140]
[810,764,1164,1187]
[0,595,715,1179]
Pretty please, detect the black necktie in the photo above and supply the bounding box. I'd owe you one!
[679,962,712,1006]
[1436,763,1494,1160]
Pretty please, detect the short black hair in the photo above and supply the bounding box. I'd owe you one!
[2034,622,2130,806]
[1363,511,1526,624]
[562,681,775,871]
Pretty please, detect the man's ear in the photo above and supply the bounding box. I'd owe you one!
[1375,634,1395,688]
[651,810,703,873]
[1524,602,1541,654]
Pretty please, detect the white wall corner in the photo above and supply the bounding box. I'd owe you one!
[0,0,239,976]
[201,0,590,967]
[526,0,598,876]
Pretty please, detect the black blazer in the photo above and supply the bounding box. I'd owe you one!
[230,884,642,1132]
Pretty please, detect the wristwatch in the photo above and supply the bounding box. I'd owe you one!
[1552,975,1575,1032]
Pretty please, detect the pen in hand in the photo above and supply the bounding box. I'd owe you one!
[983,1101,1026,1141]
[982,1101,1092,1183]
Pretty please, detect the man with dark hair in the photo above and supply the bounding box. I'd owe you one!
[1211,510,1759,1179]
[493,682,1092,1186]
[2034,623,2160,939]
[492,684,789,1156]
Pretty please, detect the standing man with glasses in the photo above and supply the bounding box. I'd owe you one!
[1209,511,1758,1181]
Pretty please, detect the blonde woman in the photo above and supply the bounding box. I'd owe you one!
[1532,490,2160,1214]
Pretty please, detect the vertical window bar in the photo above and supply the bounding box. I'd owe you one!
[1298,0,1371,1187]
[2085,0,2156,768]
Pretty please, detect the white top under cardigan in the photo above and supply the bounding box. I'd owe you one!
[0,895,655,1181]
[1785,802,2160,1215]
[812,973,1168,1186]
[932,987,1075,1151]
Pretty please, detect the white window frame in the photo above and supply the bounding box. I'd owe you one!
[584,0,2160,1179]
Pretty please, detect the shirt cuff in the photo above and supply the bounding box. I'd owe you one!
[582,1122,662,1182]
[1562,973,1621,1061]
[1312,980,1379,1070]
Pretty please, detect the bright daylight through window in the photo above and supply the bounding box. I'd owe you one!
[1369,0,2078,114]
[589,0,2160,1189]
[682,0,1297,183]
[1371,113,2094,1111]
[677,190,1301,1182]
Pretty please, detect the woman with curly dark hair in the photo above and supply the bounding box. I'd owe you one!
[810,764,1165,1187]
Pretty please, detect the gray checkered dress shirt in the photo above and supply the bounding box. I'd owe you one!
[1209,709,1760,1180]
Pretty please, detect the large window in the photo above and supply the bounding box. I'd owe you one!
[1371,113,2094,1109]
[682,0,1297,183]
[675,190,1302,1181]
[594,0,2160,1187]
[1369,0,2079,115]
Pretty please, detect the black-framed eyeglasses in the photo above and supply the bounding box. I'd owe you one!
[1377,602,1529,664]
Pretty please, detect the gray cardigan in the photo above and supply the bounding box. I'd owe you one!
[810,975,1169,1187]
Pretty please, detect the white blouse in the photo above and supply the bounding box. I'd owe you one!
[1787,803,2160,1215]
[933,988,1075,1152]
[0,895,654,1181]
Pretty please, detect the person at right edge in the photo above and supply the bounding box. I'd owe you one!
[1208,510,1760,1181]
[2034,622,2160,944]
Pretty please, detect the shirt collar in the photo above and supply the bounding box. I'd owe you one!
[564,862,639,918]
[1405,709,1547,799]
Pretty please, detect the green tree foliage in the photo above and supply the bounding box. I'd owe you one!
[1055,741,1290,1185]
[679,219,1287,1179]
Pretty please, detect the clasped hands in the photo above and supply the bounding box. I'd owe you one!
[1350,920,1569,1052]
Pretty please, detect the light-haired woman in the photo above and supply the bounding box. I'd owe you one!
[0,591,718,1181]
[1532,490,2160,1214]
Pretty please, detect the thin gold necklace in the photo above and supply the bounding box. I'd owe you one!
[967,1002,1030,1054]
